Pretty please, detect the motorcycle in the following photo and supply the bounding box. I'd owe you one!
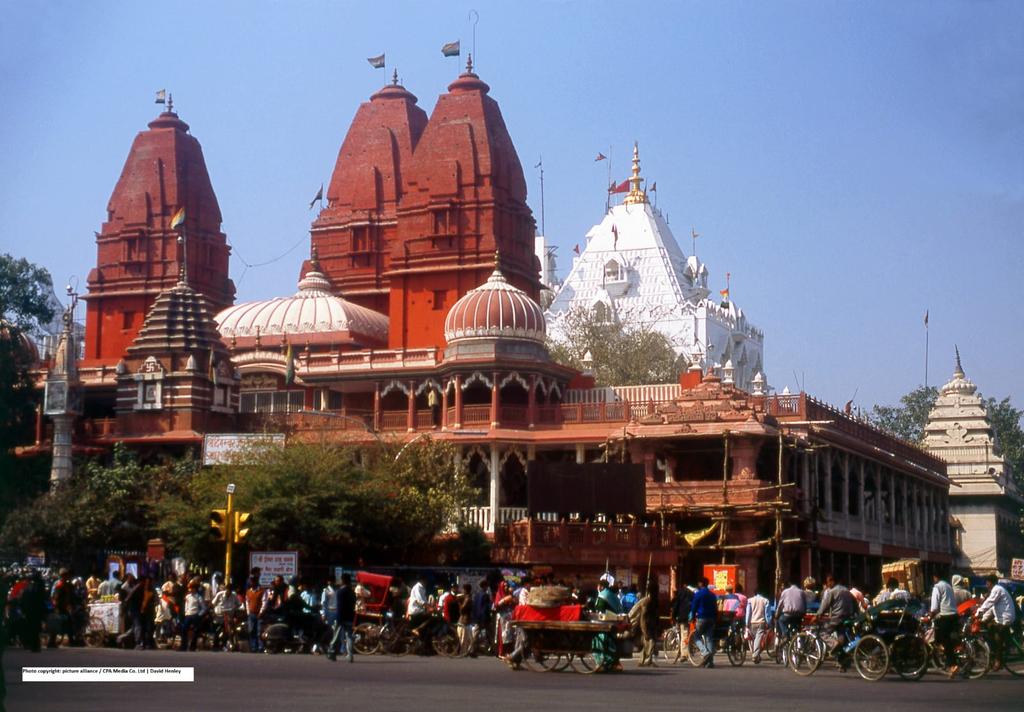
[260,611,332,654]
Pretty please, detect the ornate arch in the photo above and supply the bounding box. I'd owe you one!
[461,371,493,390]
[500,371,529,391]
[415,378,442,396]
[381,379,410,397]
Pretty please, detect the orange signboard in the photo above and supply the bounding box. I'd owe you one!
[703,564,745,593]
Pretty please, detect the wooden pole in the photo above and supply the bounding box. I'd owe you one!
[774,432,784,599]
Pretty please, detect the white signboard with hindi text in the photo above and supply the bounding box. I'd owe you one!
[249,551,299,587]
[1011,558,1024,581]
[203,433,285,465]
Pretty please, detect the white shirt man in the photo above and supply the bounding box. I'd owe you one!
[406,581,427,618]
[978,581,1016,626]
[745,592,770,663]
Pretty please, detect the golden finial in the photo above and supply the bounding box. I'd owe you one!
[466,53,474,74]
[494,248,501,270]
[392,68,399,86]
[310,244,320,269]
[623,141,648,205]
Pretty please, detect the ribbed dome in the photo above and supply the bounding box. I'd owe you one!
[215,267,388,345]
[444,266,545,344]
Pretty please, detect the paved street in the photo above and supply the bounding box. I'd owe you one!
[3,646,1019,712]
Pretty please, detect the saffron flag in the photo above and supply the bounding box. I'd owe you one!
[720,288,730,300]
[595,152,607,161]
[683,521,719,547]
[309,184,323,210]
[170,207,186,229]
[573,244,580,255]
[367,54,385,69]
[441,40,460,57]
[609,179,629,194]
[155,89,166,105]
[284,342,295,384]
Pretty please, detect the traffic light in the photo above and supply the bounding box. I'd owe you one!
[209,508,229,541]
[233,511,252,544]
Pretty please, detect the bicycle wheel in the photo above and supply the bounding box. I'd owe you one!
[853,635,890,681]
[353,623,381,655]
[660,627,679,662]
[687,636,706,668]
[432,628,460,657]
[891,635,928,681]
[788,632,823,676]
[84,615,106,648]
[965,637,991,679]
[1004,629,1024,676]
[726,631,747,667]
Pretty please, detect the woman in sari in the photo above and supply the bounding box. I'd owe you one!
[592,577,622,670]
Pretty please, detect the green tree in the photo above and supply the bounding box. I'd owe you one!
[869,386,1024,484]
[548,305,680,385]
[0,254,57,529]
[867,385,938,444]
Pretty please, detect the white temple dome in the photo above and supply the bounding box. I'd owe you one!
[215,265,388,345]
[444,265,546,344]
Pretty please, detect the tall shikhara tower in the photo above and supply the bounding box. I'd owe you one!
[309,73,428,315]
[83,104,234,363]
[387,58,541,350]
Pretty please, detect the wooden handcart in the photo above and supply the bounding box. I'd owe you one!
[510,619,624,673]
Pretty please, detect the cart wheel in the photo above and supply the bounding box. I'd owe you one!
[788,632,824,676]
[84,615,106,648]
[891,634,928,681]
[570,652,602,674]
[853,634,890,681]
[524,651,566,672]
[432,629,460,657]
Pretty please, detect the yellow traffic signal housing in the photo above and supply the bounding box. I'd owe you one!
[209,508,229,541]
[233,511,252,544]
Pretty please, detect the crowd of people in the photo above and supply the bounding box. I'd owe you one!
[4,563,1020,677]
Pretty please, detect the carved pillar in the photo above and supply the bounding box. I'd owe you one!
[453,374,463,430]
[857,460,866,534]
[490,371,500,429]
[575,443,585,464]
[823,454,833,532]
[489,444,501,534]
[887,471,896,542]
[643,450,656,482]
[841,452,850,536]
[406,380,415,432]
[902,478,911,546]
[730,436,761,480]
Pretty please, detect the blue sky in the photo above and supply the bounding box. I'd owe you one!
[1,1,1021,411]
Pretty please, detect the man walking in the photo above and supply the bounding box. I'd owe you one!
[690,578,718,668]
[745,588,770,664]
[670,584,694,663]
[329,573,356,663]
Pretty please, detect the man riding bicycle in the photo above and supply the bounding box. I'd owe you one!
[814,574,857,665]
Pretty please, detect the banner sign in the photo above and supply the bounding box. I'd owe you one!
[203,433,285,465]
[1011,558,1024,581]
[249,551,299,587]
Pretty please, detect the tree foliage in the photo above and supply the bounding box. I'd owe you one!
[548,305,680,385]
[869,386,1024,483]
[1,439,477,573]
[0,254,57,529]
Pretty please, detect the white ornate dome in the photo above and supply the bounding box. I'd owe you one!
[215,265,388,345]
[444,265,546,344]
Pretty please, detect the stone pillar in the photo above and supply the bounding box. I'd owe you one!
[902,478,911,546]
[730,436,761,480]
[857,460,866,535]
[372,381,381,432]
[453,374,463,430]
[643,451,656,482]
[841,452,850,537]
[801,453,811,515]
[527,444,536,462]
[49,414,74,485]
[441,382,449,431]
[730,521,762,593]
[887,472,896,543]
[527,374,537,429]
[823,454,833,533]
[406,380,415,432]
[575,443,585,464]
[876,469,884,542]
[489,444,501,533]
[490,371,500,429]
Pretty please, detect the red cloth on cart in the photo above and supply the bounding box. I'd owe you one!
[512,604,583,622]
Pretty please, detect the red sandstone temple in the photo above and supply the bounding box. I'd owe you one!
[23,60,954,594]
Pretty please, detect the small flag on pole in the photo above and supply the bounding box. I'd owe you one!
[309,184,323,210]
[155,89,167,105]
[441,40,460,57]
[573,244,580,255]
[170,207,186,229]
[367,54,385,69]
[609,179,629,194]
[720,288,730,300]
[650,181,657,192]
[595,152,607,162]
[924,310,929,327]
[611,224,619,248]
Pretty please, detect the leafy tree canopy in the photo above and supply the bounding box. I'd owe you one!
[548,305,681,385]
